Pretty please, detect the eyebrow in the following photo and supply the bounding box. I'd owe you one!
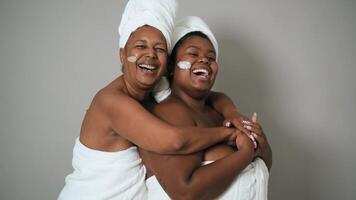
[135,39,166,46]
[186,45,216,55]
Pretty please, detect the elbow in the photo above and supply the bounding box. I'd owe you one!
[173,194,197,200]
[168,180,206,200]
[170,131,186,153]
[173,191,206,200]
[169,187,199,200]
[155,129,186,154]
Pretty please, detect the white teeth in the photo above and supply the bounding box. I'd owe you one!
[139,64,156,70]
[192,68,209,76]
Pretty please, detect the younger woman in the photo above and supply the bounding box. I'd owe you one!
[140,16,272,200]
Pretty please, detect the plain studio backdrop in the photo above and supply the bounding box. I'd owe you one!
[1,0,355,199]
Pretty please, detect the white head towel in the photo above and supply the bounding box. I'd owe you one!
[118,0,177,52]
[172,16,218,59]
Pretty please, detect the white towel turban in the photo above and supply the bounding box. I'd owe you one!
[118,0,177,53]
[172,16,218,59]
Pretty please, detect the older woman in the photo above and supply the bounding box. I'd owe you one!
[59,1,248,199]
[140,16,272,200]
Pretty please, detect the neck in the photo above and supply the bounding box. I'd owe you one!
[122,77,151,102]
[171,84,210,112]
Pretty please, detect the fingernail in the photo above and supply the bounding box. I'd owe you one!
[252,112,257,123]
[248,134,257,149]
[253,133,257,138]
[244,125,252,130]
[225,121,231,127]
[242,120,251,124]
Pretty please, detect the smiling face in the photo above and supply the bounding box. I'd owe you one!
[170,33,218,98]
[120,25,168,90]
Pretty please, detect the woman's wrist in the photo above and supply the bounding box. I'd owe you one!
[238,146,255,163]
[223,107,240,118]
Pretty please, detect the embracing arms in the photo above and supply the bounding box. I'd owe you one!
[139,100,255,200]
[208,91,272,170]
[95,90,234,154]
[208,91,250,134]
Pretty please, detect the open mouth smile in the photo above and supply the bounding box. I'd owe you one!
[192,68,209,78]
[138,64,158,72]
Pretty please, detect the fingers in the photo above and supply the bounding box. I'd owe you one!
[246,133,257,149]
[242,122,263,136]
[252,112,257,123]
[223,119,232,128]
[235,131,255,150]
[252,132,266,146]
[243,125,263,137]
[242,112,264,138]
[224,119,252,136]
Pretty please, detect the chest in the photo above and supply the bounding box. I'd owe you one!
[191,107,224,127]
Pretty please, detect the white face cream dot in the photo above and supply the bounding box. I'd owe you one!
[127,56,138,63]
[177,61,192,69]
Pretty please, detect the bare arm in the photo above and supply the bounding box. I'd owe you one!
[207,91,250,135]
[208,92,272,170]
[95,90,232,154]
[140,100,255,200]
[207,91,240,117]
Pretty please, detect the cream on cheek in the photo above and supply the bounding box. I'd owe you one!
[127,55,138,63]
[177,60,192,69]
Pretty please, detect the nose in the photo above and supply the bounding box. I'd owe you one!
[198,56,209,65]
[145,47,158,60]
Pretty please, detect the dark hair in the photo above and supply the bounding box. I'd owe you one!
[167,31,210,80]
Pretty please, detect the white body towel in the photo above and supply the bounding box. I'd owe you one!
[146,158,269,200]
[58,138,147,200]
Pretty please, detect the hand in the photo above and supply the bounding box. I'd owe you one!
[235,129,254,153]
[223,110,252,136]
[246,113,272,169]
[224,111,259,149]
[226,127,237,146]
[241,112,263,139]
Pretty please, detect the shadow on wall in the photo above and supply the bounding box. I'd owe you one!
[215,36,318,200]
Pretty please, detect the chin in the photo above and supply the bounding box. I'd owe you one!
[193,83,213,91]
[136,79,158,89]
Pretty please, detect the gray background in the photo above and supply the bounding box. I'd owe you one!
[1,0,355,199]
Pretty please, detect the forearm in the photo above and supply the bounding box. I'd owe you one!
[172,126,233,154]
[168,149,254,200]
[208,91,240,117]
[262,146,273,171]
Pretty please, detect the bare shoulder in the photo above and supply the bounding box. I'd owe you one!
[152,96,196,126]
[91,84,133,114]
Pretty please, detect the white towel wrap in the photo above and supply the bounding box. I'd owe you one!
[58,138,147,200]
[146,158,269,200]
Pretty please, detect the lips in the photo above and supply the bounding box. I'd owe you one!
[192,68,209,77]
[191,65,211,79]
[138,63,158,71]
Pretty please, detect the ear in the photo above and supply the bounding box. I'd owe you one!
[119,48,126,65]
